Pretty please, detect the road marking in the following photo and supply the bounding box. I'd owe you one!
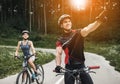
[55,76,64,84]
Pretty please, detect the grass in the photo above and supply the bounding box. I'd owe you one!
[85,41,120,72]
[0,37,18,46]
[0,47,55,79]
[32,34,57,48]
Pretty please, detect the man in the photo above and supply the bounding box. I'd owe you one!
[54,12,107,84]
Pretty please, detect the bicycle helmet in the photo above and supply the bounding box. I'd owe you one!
[58,14,71,25]
[22,30,29,35]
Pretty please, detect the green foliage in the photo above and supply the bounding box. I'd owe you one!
[30,34,58,48]
[47,14,60,34]
[7,17,28,31]
[0,47,20,78]
[36,51,55,64]
[0,38,18,46]
[0,23,18,38]
[85,41,120,72]
[0,47,55,79]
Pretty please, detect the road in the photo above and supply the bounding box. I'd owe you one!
[0,47,120,84]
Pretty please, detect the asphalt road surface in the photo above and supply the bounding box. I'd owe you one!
[0,48,120,84]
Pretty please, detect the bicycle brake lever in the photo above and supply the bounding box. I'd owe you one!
[89,71,96,74]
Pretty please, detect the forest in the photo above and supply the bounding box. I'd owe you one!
[0,0,120,42]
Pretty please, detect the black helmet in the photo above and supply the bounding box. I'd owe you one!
[58,14,71,25]
[22,30,29,35]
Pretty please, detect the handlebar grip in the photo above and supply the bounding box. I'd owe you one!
[88,66,100,69]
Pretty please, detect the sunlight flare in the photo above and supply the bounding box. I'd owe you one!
[71,0,87,10]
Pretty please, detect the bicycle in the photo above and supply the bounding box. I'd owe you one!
[15,54,44,84]
[54,66,100,84]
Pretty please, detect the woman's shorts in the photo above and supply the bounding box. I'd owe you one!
[22,56,35,67]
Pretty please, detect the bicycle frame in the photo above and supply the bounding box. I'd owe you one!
[23,61,34,79]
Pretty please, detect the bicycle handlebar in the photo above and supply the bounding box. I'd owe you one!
[24,54,34,59]
[53,66,100,74]
[15,54,35,60]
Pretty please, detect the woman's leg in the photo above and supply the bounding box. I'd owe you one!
[28,56,37,72]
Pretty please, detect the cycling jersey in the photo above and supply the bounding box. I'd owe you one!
[56,29,85,65]
[20,41,30,56]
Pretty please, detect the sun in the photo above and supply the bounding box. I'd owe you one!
[70,0,87,10]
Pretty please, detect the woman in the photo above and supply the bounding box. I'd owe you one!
[15,30,37,82]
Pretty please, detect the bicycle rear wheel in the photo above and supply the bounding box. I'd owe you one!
[36,64,44,84]
[16,71,30,84]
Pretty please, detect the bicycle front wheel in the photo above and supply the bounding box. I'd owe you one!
[16,71,30,84]
[36,64,44,84]
[75,79,82,84]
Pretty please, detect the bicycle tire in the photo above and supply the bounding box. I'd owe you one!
[16,71,30,84]
[75,79,82,84]
[35,64,44,84]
